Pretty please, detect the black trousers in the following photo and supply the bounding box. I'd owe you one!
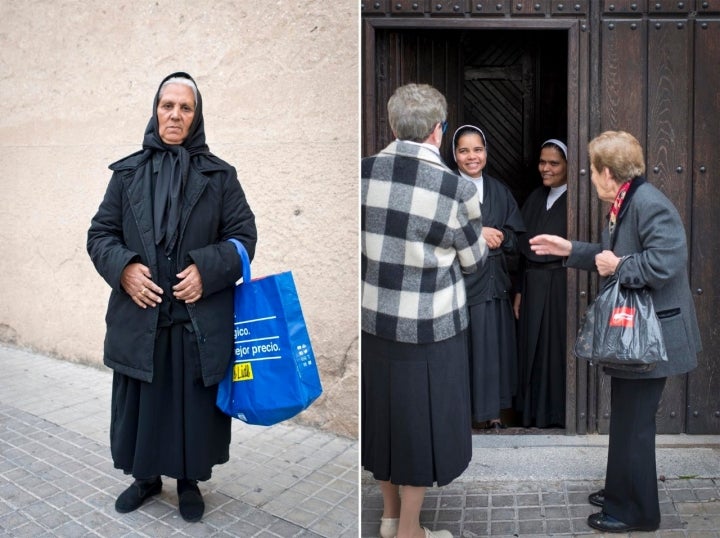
[603,376,667,527]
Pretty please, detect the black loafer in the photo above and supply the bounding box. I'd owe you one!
[115,477,162,513]
[587,512,659,533]
[178,479,205,522]
[588,489,605,507]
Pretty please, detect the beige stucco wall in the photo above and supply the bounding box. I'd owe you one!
[0,1,359,437]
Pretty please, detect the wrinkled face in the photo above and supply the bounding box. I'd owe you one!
[538,146,567,188]
[157,83,196,145]
[590,163,617,203]
[454,132,487,178]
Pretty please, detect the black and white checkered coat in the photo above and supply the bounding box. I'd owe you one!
[362,140,488,344]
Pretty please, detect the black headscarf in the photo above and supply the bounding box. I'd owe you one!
[142,72,210,255]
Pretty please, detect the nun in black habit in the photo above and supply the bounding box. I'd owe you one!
[452,125,526,429]
[87,72,257,522]
[513,139,568,428]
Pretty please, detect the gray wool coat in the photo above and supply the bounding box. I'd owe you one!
[566,177,701,379]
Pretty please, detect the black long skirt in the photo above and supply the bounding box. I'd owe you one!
[110,323,231,481]
[467,298,517,423]
[361,330,472,487]
[515,266,567,427]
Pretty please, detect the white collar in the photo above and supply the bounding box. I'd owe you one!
[458,171,484,202]
[402,139,441,156]
[458,170,483,183]
[546,184,568,209]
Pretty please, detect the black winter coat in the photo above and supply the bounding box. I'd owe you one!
[87,151,257,386]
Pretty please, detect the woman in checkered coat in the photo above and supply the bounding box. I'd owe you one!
[361,84,488,538]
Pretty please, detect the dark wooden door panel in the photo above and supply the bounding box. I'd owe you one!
[646,18,693,434]
[599,20,646,140]
[597,18,647,434]
[362,9,719,434]
[363,29,461,157]
[646,19,691,214]
[464,69,528,198]
[687,20,720,434]
[459,30,567,204]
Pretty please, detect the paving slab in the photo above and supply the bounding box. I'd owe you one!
[361,419,720,536]
[0,344,358,538]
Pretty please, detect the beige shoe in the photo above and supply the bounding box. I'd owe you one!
[379,517,399,538]
[423,527,453,538]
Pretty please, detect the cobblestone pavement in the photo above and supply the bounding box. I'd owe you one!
[0,344,358,537]
[3,342,719,537]
[362,477,720,537]
[361,428,720,536]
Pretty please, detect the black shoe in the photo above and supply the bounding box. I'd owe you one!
[115,477,162,513]
[177,479,204,522]
[588,489,605,507]
[587,512,659,533]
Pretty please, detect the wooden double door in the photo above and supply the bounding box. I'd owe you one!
[362,3,720,435]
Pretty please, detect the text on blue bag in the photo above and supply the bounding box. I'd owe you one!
[234,314,284,361]
[232,312,316,380]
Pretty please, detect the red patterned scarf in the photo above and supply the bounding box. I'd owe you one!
[609,180,632,236]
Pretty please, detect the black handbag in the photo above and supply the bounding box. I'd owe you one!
[574,258,668,372]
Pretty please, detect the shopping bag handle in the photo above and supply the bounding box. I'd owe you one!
[227,238,251,282]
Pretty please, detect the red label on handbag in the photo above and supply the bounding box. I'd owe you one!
[610,306,635,327]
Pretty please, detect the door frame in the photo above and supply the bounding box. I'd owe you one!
[362,16,590,434]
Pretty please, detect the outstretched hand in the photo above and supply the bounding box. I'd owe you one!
[528,234,572,257]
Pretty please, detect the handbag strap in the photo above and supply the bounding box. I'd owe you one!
[228,238,252,282]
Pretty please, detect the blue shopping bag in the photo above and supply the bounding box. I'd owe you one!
[216,239,323,426]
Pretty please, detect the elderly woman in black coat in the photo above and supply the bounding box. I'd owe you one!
[87,72,256,522]
[530,131,701,533]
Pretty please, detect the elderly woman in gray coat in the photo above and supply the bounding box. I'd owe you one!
[530,130,701,533]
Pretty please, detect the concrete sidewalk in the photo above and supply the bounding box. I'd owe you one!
[0,344,358,537]
[2,342,719,537]
[362,428,720,537]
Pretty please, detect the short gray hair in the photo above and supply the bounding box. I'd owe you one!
[159,76,198,106]
[387,83,447,142]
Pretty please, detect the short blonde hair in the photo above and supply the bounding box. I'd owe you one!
[588,130,645,183]
[387,83,447,142]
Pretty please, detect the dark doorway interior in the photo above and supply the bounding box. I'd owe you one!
[365,26,571,431]
[455,30,568,208]
[365,29,568,205]
[454,29,569,431]
[458,31,568,433]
